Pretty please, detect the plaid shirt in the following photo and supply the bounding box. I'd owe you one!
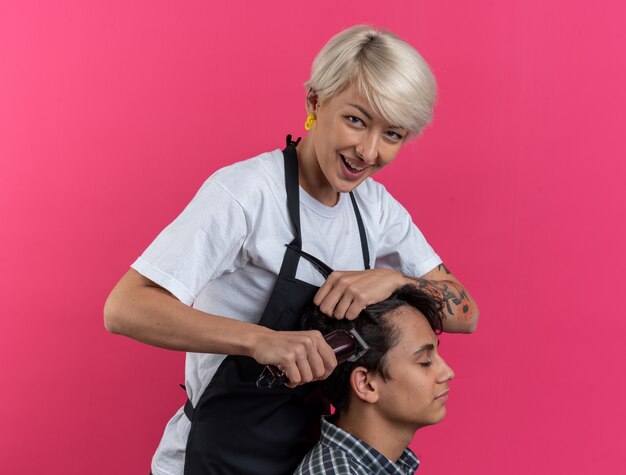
[294,418,420,474]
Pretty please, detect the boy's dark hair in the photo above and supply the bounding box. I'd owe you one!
[302,284,444,413]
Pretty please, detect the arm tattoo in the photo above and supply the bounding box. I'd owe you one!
[415,279,473,322]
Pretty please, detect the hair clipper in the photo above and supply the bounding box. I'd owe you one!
[256,328,370,389]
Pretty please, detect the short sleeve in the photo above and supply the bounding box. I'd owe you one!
[131,180,248,305]
[374,190,442,278]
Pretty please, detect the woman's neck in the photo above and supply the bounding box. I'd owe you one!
[296,135,339,207]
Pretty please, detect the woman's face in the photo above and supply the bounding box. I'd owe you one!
[304,85,407,202]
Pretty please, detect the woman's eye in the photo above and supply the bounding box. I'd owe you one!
[419,360,432,367]
[346,115,364,126]
[385,130,404,141]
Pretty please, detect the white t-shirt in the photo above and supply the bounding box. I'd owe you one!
[132,149,441,475]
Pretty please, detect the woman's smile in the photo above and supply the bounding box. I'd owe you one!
[339,153,371,176]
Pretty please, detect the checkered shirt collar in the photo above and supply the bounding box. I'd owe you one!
[319,417,420,474]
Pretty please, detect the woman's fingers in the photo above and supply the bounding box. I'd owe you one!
[332,295,354,319]
[253,330,337,388]
[314,269,406,319]
[314,271,353,317]
[317,334,338,377]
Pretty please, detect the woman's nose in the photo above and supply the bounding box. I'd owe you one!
[357,133,379,163]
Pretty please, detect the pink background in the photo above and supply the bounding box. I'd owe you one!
[1,1,625,473]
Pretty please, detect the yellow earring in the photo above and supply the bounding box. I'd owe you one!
[304,113,316,131]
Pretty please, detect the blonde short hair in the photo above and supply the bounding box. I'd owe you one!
[305,25,437,136]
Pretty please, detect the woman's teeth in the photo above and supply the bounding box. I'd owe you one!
[341,154,366,172]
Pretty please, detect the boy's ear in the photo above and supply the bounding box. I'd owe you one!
[350,367,380,404]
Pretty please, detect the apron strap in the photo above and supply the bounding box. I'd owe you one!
[280,135,371,278]
[184,397,195,421]
[283,135,302,247]
[285,243,333,279]
[280,136,303,278]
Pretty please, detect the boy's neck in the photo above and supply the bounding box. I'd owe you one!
[335,407,416,463]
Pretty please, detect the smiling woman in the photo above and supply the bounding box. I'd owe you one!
[296,26,437,205]
[297,85,408,205]
[104,24,478,475]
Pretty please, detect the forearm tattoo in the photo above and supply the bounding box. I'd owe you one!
[415,269,473,322]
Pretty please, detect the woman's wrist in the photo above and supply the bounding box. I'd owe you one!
[241,323,274,359]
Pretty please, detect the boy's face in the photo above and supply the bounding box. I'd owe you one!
[373,306,455,431]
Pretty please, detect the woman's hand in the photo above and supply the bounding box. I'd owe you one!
[313,268,406,320]
[250,329,337,388]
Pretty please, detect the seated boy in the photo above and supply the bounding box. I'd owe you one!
[294,285,455,474]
